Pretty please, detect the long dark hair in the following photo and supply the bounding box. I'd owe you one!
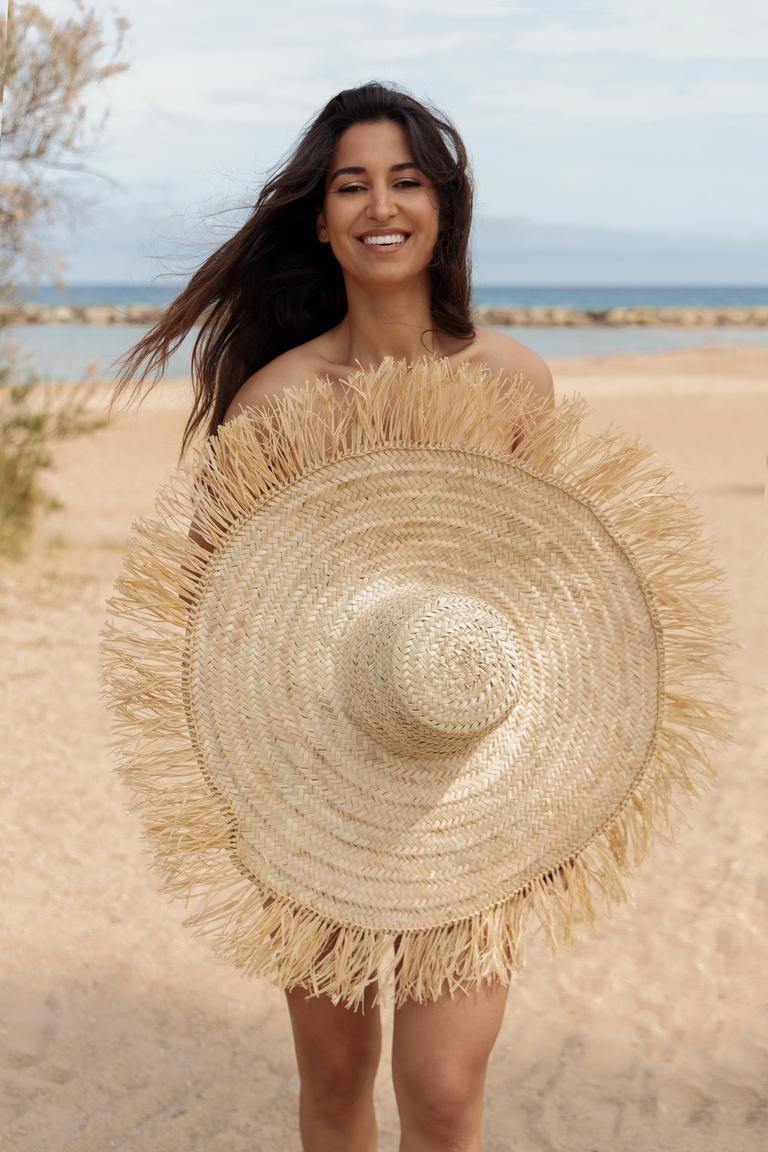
[109,81,476,461]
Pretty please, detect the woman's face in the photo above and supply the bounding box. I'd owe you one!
[317,119,440,288]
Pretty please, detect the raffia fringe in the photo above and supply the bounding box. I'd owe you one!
[99,357,739,1011]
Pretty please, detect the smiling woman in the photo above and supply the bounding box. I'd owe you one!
[104,80,555,1152]
[108,81,492,463]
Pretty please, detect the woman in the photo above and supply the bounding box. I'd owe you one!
[112,81,554,1152]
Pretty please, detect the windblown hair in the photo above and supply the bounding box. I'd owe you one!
[108,81,476,461]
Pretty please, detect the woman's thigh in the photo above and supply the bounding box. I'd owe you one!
[266,898,382,1076]
[390,973,509,1145]
[285,973,383,1084]
[390,940,510,1083]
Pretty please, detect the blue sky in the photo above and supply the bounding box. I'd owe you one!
[34,0,768,283]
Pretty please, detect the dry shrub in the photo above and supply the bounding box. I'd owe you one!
[0,352,109,556]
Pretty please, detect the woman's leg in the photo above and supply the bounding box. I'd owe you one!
[391,951,509,1152]
[285,973,383,1152]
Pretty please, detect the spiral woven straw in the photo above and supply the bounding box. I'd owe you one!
[99,357,737,1011]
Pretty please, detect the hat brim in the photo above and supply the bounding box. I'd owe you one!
[100,357,737,1011]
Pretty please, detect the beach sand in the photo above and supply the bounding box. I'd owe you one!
[1,346,766,1151]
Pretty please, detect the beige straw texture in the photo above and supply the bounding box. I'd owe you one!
[99,357,738,1011]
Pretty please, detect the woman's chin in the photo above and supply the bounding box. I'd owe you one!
[345,258,432,288]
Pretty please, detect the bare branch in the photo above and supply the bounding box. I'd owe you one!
[0,0,130,299]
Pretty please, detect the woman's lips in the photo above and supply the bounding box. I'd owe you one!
[356,233,411,252]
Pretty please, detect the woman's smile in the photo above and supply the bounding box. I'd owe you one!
[357,229,412,252]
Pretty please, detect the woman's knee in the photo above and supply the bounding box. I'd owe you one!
[392,1059,486,1140]
[294,1038,381,1131]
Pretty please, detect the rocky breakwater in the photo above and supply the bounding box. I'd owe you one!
[2,303,768,327]
[473,306,768,327]
[1,304,165,327]
[0,303,164,325]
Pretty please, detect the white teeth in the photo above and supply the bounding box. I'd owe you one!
[361,233,408,246]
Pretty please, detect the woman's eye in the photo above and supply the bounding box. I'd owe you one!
[337,179,421,194]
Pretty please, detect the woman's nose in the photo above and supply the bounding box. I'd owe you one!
[366,185,398,220]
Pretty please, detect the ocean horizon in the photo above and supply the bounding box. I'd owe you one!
[17,281,768,310]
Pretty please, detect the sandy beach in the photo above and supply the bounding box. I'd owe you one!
[1,345,766,1152]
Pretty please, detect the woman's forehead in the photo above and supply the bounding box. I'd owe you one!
[332,119,412,163]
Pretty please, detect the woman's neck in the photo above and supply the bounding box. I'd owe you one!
[335,277,447,368]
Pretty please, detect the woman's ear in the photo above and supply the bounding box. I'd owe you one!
[316,211,329,243]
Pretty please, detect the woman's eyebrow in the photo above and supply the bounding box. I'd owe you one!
[328,162,420,183]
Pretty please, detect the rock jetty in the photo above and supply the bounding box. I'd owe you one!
[473,306,768,327]
[1,304,164,325]
[1,303,767,327]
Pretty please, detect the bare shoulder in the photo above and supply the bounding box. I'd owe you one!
[222,346,322,425]
[469,329,555,410]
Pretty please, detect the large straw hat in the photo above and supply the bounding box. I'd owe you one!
[99,357,737,1011]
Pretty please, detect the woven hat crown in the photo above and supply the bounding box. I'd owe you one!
[340,591,519,757]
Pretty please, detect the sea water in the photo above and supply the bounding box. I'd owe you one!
[6,283,768,384]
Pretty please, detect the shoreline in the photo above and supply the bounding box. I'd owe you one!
[3,303,768,327]
[11,345,768,414]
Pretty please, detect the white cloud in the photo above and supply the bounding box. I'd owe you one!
[38,0,768,62]
[110,52,328,124]
[509,9,768,62]
[462,73,768,122]
[30,0,767,278]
